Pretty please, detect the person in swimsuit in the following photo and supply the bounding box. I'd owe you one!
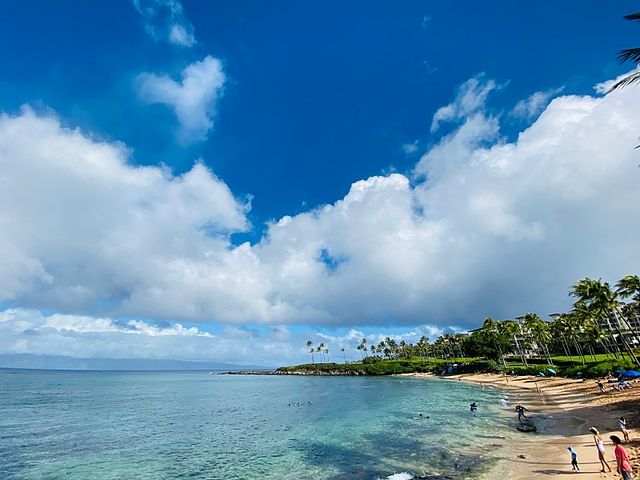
[619,417,630,443]
[589,427,612,473]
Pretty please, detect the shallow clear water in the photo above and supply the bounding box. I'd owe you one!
[0,370,516,479]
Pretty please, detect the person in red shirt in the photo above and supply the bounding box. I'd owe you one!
[610,435,634,480]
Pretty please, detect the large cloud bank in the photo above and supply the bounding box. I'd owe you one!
[1,77,640,336]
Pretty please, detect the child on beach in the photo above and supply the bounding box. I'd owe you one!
[610,435,633,480]
[619,417,630,443]
[567,447,579,471]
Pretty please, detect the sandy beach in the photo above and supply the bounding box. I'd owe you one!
[417,373,640,479]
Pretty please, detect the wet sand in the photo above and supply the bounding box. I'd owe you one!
[405,372,639,479]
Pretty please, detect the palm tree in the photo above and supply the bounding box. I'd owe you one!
[481,317,508,367]
[563,312,587,365]
[399,340,407,359]
[341,347,346,363]
[617,275,640,302]
[385,337,398,359]
[318,343,326,363]
[521,313,553,365]
[571,278,639,366]
[499,320,529,367]
[572,300,621,359]
[609,13,640,92]
[357,338,368,359]
[616,275,640,343]
[306,340,314,363]
[417,336,429,363]
[550,314,574,361]
[325,347,329,363]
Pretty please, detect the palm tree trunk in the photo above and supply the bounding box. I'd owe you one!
[612,309,640,366]
[542,343,554,366]
[513,335,528,367]
[613,305,640,346]
[571,336,586,365]
[560,334,573,361]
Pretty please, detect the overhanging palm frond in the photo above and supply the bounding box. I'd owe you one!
[618,48,640,64]
[624,12,640,21]
[608,70,640,92]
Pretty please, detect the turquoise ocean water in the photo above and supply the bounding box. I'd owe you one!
[0,370,516,479]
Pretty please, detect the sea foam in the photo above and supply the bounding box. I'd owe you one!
[384,473,413,480]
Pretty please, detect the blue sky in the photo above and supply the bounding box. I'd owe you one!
[2,1,636,229]
[1,1,640,366]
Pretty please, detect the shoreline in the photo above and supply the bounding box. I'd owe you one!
[403,372,640,479]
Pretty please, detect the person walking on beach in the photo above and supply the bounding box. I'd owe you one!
[589,427,613,473]
[515,404,528,421]
[567,447,580,471]
[619,417,630,443]
[610,435,633,480]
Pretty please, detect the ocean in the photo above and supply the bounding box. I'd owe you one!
[0,370,516,479]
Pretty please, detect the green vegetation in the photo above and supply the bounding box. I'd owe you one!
[285,275,640,378]
[278,356,637,379]
[277,358,492,376]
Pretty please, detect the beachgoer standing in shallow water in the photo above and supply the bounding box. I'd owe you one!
[515,404,528,421]
[567,447,579,471]
[619,417,630,443]
[610,435,633,480]
[589,427,612,473]
[469,402,478,415]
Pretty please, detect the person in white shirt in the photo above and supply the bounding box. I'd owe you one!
[619,417,630,443]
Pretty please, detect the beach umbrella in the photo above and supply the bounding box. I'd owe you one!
[616,369,640,378]
[538,372,545,377]
[547,368,557,375]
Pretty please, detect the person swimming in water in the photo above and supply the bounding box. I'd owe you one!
[470,402,478,415]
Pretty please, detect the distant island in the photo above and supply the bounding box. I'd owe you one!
[0,354,271,372]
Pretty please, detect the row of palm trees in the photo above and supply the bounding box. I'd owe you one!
[306,340,348,364]
[303,275,640,367]
[437,276,640,367]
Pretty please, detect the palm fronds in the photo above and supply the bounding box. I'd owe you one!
[618,47,640,64]
[611,12,640,93]
[608,70,640,92]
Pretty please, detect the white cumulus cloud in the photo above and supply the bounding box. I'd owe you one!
[0,107,249,320]
[1,73,640,341]
[137,56,226,143]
